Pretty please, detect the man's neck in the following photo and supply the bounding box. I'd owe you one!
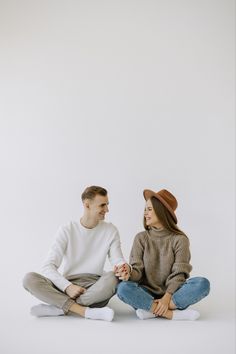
[80,216,99,229]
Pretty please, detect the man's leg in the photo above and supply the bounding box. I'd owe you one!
[75,271,118,307]
[23,272,74,314]
[23,272,114,321]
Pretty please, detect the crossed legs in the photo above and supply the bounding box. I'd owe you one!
[117,277,210,320]
[23,271,118,320]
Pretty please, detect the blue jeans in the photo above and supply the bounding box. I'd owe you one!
[117,277,210,311]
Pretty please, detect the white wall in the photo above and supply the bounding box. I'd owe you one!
[0,0,235,306]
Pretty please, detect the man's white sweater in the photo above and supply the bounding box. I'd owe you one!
[41,221,126,291]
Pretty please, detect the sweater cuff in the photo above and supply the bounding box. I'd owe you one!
[128,264,133,273]
[166,283,182,295]
[61,279,72,292]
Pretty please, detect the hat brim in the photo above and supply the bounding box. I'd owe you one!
[143,189,177,223]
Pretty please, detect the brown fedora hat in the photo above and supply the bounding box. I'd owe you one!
[143,189,178,223]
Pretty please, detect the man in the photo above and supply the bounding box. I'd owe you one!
[23,186,130,322]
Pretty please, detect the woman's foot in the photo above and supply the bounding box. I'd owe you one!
[172,308,200,320]
[136,309,156,320]
[136,307,200,321]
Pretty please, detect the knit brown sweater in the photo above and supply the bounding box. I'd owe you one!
[129,227,192,296]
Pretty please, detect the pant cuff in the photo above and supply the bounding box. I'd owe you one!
[62,298,75,314]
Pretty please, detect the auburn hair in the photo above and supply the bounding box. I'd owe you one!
[143,196,187,237]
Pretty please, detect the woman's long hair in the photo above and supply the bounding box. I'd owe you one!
[143,196,187,237]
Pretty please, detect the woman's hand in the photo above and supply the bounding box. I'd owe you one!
[114,263,131,281]
[153,293,171,317]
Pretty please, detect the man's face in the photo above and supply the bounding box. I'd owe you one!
[86,194,109,221]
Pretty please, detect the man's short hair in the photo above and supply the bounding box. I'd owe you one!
[81,186,107,201]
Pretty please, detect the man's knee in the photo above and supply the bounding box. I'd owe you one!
[104,271,119,292]
[22,272,40,291]
[77,272,118,306]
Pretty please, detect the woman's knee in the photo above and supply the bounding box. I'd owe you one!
[192,276,210,295]
[199,277,210,295]
[116,281,136,300]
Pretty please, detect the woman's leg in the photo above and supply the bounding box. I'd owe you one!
[117,281,154,311]
[117,281,201,320]
[171,277,210,310]
[117,282,174,319]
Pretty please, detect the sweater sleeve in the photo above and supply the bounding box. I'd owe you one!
[165,235,192,294]
[129,233,146,282]
[41,226,72,292]
[107,226,127,267]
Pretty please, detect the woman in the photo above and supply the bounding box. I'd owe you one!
[116,189,210,320]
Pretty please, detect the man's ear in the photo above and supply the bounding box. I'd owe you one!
[83,199,90,209]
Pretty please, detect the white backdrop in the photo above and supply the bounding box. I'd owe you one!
[0,0,235,349]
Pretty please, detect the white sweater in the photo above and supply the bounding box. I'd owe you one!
[41,220,126,291]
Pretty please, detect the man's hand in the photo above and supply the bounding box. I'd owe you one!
[65,284,86,299]
[114,263,131,281]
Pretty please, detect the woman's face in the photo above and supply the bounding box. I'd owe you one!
[144,199,163,228]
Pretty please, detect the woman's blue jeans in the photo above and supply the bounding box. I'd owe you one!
[117,277,210,311]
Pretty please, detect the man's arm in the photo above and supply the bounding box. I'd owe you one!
[41,226,72,292]
[107,226,132,277]
[107,226,127,267]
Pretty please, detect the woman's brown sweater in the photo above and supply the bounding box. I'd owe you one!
[129,227,192,296]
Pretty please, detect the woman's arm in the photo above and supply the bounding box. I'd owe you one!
[165,235,192,294]
[129,233,146,282]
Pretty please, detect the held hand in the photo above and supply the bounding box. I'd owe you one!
[65,284,86,299]
[114,263,131,281]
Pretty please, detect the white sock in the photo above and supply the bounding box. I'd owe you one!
[85,307,114,322]
[172,308,200,321]
[30,304,64,317]
[136,309,156,320]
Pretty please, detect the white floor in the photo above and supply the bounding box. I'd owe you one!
[1,293,235,354]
